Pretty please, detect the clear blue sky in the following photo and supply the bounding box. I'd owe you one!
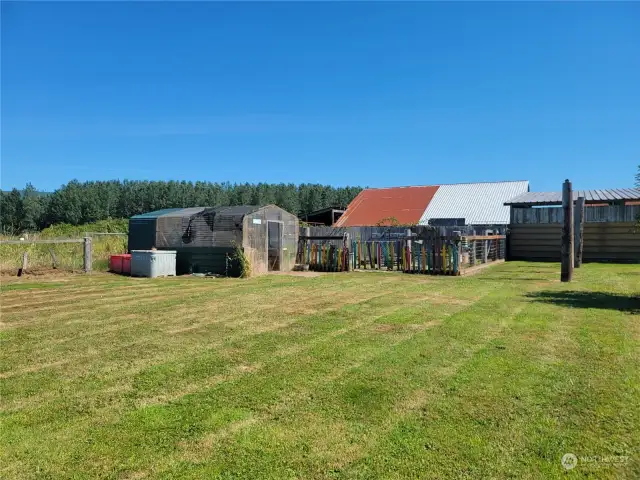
[1,2,639,192]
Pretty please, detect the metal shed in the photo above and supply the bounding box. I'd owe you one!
[128,205,299,276]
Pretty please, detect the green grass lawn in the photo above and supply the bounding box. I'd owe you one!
[1,262,639,479]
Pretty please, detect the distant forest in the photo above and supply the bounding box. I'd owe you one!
[0,180,363,234]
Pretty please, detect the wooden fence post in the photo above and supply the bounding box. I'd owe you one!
[49,249,59,269]
[561,179,574,282]
[574,196,585,268]
[344,233,350,272]
[470,240,476,266]
[18,252,28,276]
[406,229,412,273]
[84,237,92,273]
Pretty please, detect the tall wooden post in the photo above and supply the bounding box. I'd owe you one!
[303,227,310,266]
[49,249,59,269]
[470,240,476,266]
[574,196,585,268]
[406,229,412,273]
[561,180,574,282]
[344,233,350,272]
[83,237,93,273]
[18,252,28,277]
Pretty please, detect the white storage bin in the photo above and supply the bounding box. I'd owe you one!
[131,250,176,278]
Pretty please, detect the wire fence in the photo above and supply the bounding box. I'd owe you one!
[0,234,128,275]
[460,236,506,269]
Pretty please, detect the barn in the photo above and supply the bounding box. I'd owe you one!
[505,188,640,263]
[128,205,299,276]
[335,181,529,228]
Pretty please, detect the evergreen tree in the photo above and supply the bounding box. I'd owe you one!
[2,179,363,229]
[0,188,23,234]
[20,183,46,231]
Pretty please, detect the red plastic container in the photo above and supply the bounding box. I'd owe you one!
[109,254,131,275]
[121,254,131,275]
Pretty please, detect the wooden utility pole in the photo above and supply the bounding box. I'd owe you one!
[574,196,585,268]
[344,232,350,271]
[406,228,412,272]
[561,180,574,282]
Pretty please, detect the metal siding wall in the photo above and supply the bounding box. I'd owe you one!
[167,246,239,276]
[508,222,640,262]
[582,223,640,262]
[508,224,562,261]
[511,205,640,224]
[128,218,157,251]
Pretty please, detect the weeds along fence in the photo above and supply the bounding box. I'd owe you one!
[0,233,128,274]
[297,226,506,275]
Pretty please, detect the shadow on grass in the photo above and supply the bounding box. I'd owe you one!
[526,291,640,313]
[475,276,555,282]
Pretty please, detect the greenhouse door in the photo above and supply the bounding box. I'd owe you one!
[267,221,282,271]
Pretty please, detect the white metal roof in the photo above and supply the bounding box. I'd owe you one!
[419,181,530,225]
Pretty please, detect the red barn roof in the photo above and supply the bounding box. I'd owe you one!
[335,186,439,227]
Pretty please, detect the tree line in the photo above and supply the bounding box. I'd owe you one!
[0,180,363,234]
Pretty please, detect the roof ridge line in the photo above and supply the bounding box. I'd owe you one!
[363,180,529,190]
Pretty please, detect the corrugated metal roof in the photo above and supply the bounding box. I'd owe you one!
[130,208,185,219]
[160,207,207,218]
[212,205,261,216]
[419,181,530,225]
[504,188,640,206]
[335,186,439,227]
[131,205,263,220]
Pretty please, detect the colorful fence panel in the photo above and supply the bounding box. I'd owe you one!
[298,242,350,272]
[297,227,504,275]
[350,240,460,274]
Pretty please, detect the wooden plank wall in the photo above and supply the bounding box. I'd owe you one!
[508,222,640,263]
[511,205,640,224]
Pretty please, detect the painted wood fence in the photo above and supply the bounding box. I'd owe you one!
[296,227,506,275]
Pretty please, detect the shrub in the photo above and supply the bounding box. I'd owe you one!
[233,244,252,278]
